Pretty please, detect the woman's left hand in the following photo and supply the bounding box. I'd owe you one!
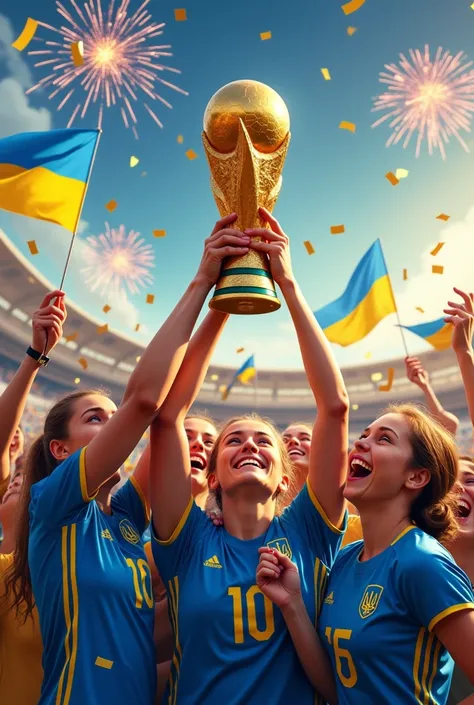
[256,547,301,608]
[444,287,474,355]
[245,207,294,286]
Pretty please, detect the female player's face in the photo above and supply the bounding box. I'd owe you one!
[282,424,311,472]
[1,468,24,507]
[345,413,416,506]
[456,460,474,539]
[211,419,287,498]
[184,418,217,494]
[63,393,118,455]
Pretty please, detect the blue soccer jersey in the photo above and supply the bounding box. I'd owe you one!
[29,448,156,705]
[152,482,346,705]
[318,525,474,705]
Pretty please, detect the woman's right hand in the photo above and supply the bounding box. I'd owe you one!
[444,287,474,355]
[196,214,250,288]
[31,289,67,355]
[256,547,302,608]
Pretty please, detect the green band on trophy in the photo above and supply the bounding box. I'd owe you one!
[220,268,272,278]
[212,286,279,298]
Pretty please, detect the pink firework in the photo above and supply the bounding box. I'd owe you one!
[27,0,188,138]
[372,46,474,159]
[82,223,155,296]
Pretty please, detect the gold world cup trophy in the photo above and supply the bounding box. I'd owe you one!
[202,80,291,314]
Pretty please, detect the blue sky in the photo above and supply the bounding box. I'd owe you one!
[1,0,474,370]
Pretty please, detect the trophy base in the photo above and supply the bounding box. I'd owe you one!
[209,292,281,315]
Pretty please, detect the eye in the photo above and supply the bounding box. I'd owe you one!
[87,414,101,423]
[205,440,214,447]
[227,437,240,445]
[258,437,271,445]
[380,434,391,442]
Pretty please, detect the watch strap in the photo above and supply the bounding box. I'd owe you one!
[26,346,50,367]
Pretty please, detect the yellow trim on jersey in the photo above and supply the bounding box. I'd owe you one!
[413,627,424,704]
[413,626,443,705]
[314,558,329,618]
[153,497,194,545]
[129,475,151,525]
[391,524,415,546]
[55,525,79,705]
[306,480,345,534]
[79,448,99,503]
[427,639,442,699]
[428,602,474,632]
[167,576,182,705]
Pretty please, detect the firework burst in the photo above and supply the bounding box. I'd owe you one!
[372,45,474,159]
[82,223,155,296]
[27,0,188,138]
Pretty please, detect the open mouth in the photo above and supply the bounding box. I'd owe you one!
[234,457,265,470]
[456,498,472,523]
[348,458,373,481]
[190,455,206,472]
[289,449,305,458]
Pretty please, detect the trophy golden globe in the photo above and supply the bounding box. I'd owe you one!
[202,79,291,314]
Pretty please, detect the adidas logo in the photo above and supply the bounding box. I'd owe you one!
[324,592,334,605]
[203,555,222,569]
[101,529,113,541]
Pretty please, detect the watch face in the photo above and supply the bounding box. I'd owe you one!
[39,357,48,366]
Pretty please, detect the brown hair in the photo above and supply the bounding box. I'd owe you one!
[4,389,108,620]
[206,412,296,513]
[283,421,313,435]
[185,411,219,433]
[384,403,459,543]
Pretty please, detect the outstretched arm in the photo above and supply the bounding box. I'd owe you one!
[405,357,459,435]
[249,209,349,527]
[444,288,474,431]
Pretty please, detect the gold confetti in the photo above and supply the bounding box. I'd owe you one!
[174,8,187,21]
[416,307,424,313]
[430,242,445,256]
[364,352,372,360]
[135,323,140,332]
[321,68,331,81]
[303,240,315,255]
[379,367,394,392]
[74,377,80,384]
[339,121,356,133]
[236,347,245,353]
[136,356,141,363]
[97,324,108,335]
[436,213,450,221]
[105,199,117,212]
[78,357,88,370]
[65,332,78,343]
[352,403,359,410]
[185,149,198,160]
[211,373,219,381]
[371,372,383,382]
[177,135,184,144]
[342,0,366,15]
[471,1,474,8]
[102,305,111,313]
[260,31,272,40]
[130,156,139,168]
[395,168,409,179]
[385,172,400,186]
[153,229,166,238]
[347,26,357,36]
[403,268,408,281]
[330,224,345,235]
[27,240,38,255]
[146,294,155,304]
[12,18,38,51]
[432,265,444,275]
[70,41,84,66]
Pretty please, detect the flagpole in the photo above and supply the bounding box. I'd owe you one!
[59,129,102,290]
[378,238,410,359]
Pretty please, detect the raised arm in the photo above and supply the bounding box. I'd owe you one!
[85,214,247,498]
[444,287,474,429]
[0,290,66,487]
[249,208,349,527]
[405,356,459,435]
[151,220,248,540]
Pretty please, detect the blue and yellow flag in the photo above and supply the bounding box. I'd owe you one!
[399,317,453,351]
[314,239,397,346]
[222,355,256,401]
[0,128,100,233]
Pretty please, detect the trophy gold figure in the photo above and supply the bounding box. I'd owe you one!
[202,80,291,315]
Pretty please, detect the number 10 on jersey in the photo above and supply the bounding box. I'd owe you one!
[228,586,275,643]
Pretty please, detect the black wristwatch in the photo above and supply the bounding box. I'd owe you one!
[26,346,50,367]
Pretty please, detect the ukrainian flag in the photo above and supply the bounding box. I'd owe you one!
[400,318,453,351]
[222,355,256,400]
[314,239,397,346]
[0,128,100,233]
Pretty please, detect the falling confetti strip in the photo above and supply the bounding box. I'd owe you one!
[135,323,140,332]
[371,372,383,382]
[432,265,444,274]
[105,200,118,212]
[153,229,166,238]
[236,347,245,353]
[211,374,219,381]
[130,156,139,168]
[136,356,141,362]
[321,68,331,81]
[342,0,366,15]
[416,307,424,313]
[174,8,187,21]
[339,121,356,133]
[364,352,372,360]
[27,240,39,255]
[146,294,155,304]
[185,149,198,160]
[65,332,78,343]
[403,268,408,281]
[11,18,38,51]
[347,26,357,36]
[385,172,400,186]
[97,324,108,334]
[352,403,359,410]
[70,40,84,67]
[303,240,315,255]
[102,304,111,313]
[436,213,450,221]
[379,367,394,392]
[395,168,409,179]
[330,225,345,235]
[430,242,445,256]
[260,31,272,41]
[78,357,88,370]
[74,377,80,384]
[177,135,184,144]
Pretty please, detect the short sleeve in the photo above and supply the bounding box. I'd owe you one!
[400,544,474,632]
[111,477,150,536]
[151,499,210,584]
[280,482,347,569]
[29,448,95,527]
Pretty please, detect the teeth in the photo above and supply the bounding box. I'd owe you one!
[351,459,372,472]
[289,449,304,456]
[236,458,262,470]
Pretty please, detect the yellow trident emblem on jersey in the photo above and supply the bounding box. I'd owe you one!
[359,584,384,619]
[267,538,292,560]
[119,519,140,545]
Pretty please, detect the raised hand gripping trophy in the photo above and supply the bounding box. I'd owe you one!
[202,80,291,315]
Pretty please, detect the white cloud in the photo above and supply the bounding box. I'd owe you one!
[0,14,34,89]
[77,219,89,236]
[0,78,51,138]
